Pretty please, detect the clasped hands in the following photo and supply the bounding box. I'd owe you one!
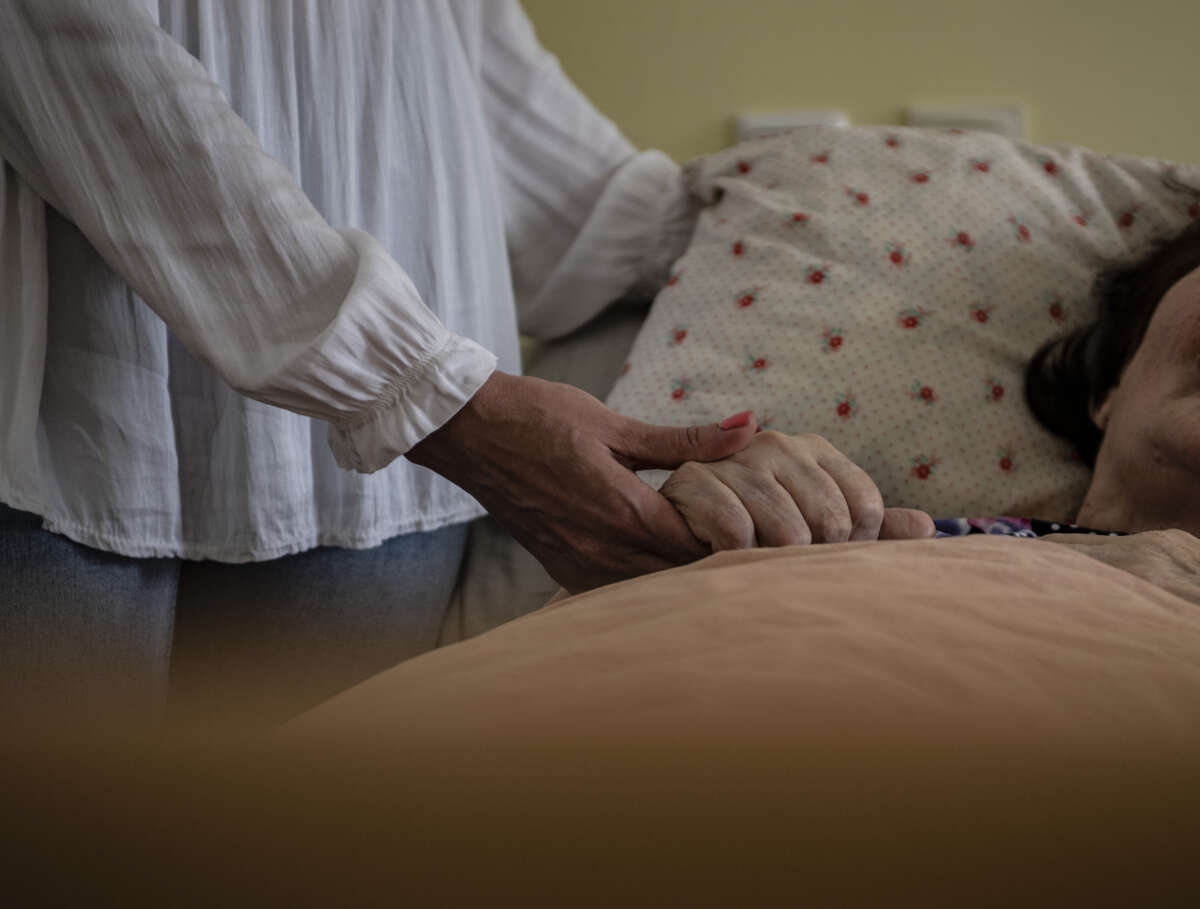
[408,372,932,594]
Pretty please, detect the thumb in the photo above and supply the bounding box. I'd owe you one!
[614,410,758,471]
[880,507,936,540]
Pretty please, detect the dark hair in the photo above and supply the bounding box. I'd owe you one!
[1025,213,1200,467]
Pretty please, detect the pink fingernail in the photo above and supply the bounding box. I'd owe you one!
[719,410,752,430]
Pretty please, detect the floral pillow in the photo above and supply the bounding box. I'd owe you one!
[605,126,1200,519]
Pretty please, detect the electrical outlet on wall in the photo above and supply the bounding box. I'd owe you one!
[736,111,850,143]
[906,105,1026,138]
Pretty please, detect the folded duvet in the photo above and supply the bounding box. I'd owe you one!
[10,536,1200,906]
[293,535,1200,746]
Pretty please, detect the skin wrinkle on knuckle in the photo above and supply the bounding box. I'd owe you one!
[793,459,831,489]
[767,522,808,547]
[715,525,754,551]
[659,470,691,500]
[673,461,708,485]
[743,488,804,546]
[663,464,751,552]
[730,447,768,472]
[824,522,853,543]
[815,505,852,542]
[712,505,754,550]
[664,480,726,532]
[797,432,830,451]
[862,497,885,522]
[726,461,779,503]
[757,430,791,452]
[855,498,885,532]
[852,472,885,509]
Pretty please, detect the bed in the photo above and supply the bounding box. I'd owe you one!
[12,126,1200,906]
[10,530,1200,905]
[447,123,1200,641]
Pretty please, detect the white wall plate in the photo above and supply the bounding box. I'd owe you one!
[737,111,850,142]
[906,105,1026,138]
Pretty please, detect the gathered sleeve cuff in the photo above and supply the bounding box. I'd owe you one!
[250,230,498,474]
[314,239,497,471]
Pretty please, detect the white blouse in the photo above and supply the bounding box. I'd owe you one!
[0,0,695,560]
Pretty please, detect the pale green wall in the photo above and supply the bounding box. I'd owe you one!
[522,0,1199,164]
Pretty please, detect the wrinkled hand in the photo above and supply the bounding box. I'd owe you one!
[406,371,757,593]
[1041,529,1200,605]
[660,430,934,551]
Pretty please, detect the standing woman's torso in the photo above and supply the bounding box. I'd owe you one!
[23,0,519,560]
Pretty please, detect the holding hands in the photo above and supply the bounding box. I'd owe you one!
[661,426,934,552]
[411,374,930,594]
[408,372,761,594]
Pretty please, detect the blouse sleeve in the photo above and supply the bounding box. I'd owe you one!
[0,0,496,474]
[477,0,700,341]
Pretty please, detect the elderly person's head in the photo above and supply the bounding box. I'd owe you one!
[1026,216,1200,533]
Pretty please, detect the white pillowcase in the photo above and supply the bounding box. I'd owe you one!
[605,126,1200,520]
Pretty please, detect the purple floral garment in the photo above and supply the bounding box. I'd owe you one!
[934,517,1125,539]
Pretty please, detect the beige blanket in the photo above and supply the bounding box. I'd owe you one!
[9,537,1200,906]
[291,536,1200,747]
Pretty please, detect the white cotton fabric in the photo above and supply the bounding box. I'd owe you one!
[0,0,695,561]
[606,126,1200,520]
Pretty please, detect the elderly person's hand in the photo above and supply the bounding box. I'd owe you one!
[1040,529,1200,605]
[407,372,758,594]
[660,430,934,551]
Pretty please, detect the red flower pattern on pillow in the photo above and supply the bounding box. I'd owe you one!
[605,126,1198,519]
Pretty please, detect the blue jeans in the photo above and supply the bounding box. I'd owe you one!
[0,504,468,731]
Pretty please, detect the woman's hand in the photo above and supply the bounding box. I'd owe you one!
[660,431,934,552]
[1041,529,1200,605]
[407,372,758,594]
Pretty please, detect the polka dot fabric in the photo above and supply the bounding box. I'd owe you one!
[605,126,1200,519]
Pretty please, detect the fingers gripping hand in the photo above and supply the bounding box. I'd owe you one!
[660,431,934,552]
[406,372,758,593]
